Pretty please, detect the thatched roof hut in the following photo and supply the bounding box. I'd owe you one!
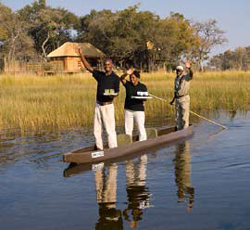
[47,42,105,73]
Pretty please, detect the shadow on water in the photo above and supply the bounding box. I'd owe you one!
[123,155,152,229]
[60,109,241,229]
[63,136,195,229]
[94,163,123,229]
[173,141,195,212]
[90,155,152,230]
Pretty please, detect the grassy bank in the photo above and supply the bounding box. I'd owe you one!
[0,71,249,134]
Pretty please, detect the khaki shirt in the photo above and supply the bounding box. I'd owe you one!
[174,73,193,98]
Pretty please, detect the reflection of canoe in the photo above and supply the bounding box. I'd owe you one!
[63,162,93,178]
[63,125,194,164]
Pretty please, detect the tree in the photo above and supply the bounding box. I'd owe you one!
[192,19,227,71]
[234,47,248,71]
[0,3,35,61]
[19,1,79,59]
[77,6,158,70]
[162,12,200,68]
[39,0,46,7]
[111,6,158,70]
[209,46,250,71]
[77,7,199,71]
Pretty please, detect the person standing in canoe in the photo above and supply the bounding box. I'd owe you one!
[120,69,148,141]
[170,61,194,130]
[76,48,120,150]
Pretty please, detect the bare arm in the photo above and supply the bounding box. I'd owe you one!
[120,73,127,85]
[188,68,193,79]
[170,95,176,105]
[185,61,193,79]
[120,68,134,85]
[75,47,93,73]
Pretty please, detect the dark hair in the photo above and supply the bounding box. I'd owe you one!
[133,70,140,79]
[125,60,134,69]
[104,58,113,64]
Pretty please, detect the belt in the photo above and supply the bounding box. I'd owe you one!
[97,101,113,106]
[176,94,189,99]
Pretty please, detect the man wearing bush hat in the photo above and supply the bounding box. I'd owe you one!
[170,61,194,130]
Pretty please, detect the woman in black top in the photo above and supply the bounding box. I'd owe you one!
[120,69,148,141]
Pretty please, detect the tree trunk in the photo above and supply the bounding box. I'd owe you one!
[199,59,204,72]
[8,31,20,61]
[42,31,50,61]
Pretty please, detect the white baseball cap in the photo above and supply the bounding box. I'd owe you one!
[176,66,184,71]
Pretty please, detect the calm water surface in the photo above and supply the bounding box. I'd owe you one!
[0,111,250,230]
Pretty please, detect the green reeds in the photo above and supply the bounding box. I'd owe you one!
[0,71,250,134]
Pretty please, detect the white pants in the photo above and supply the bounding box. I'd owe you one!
[95,163,117,206]
[125,109,147,141]
[175,95,190,130]
[126,155,148,187]
[94,103,117,150]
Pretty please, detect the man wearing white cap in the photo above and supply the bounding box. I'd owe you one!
[170,61,193,130]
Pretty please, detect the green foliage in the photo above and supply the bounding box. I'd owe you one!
[0,3,35,60]
[0,3,11,41]
[18,1,79,59]
[0,2,228,70]
[209,46,250,71]
[39,0,46,7]
[192,19,227,71]
[77,6,199,71]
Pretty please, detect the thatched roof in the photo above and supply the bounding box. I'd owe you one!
[47,42,105,58]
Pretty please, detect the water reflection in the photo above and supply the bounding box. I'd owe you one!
[123,155,151,229]
[93,154,152,229]
[0,128,94,166]
[173,141,195,212]
[94,163,123,229]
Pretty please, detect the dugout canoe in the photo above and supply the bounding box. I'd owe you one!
[63,125,194,164]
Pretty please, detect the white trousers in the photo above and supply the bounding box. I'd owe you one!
[95,163,117,206]
[175,95,190,130]
[125,109,147,141]
[94,103,117,150]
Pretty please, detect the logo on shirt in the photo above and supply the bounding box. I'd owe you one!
[137,91,148,96]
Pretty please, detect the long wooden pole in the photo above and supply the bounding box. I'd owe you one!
[148,93,227,130]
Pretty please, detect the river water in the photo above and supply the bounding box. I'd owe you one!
[0,111,250,230]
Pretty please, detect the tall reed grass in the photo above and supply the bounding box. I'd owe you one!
[0,71,249,134]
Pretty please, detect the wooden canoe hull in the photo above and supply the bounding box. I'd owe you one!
[63,125,194,164]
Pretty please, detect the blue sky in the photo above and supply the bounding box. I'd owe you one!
[1,0,250,56]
